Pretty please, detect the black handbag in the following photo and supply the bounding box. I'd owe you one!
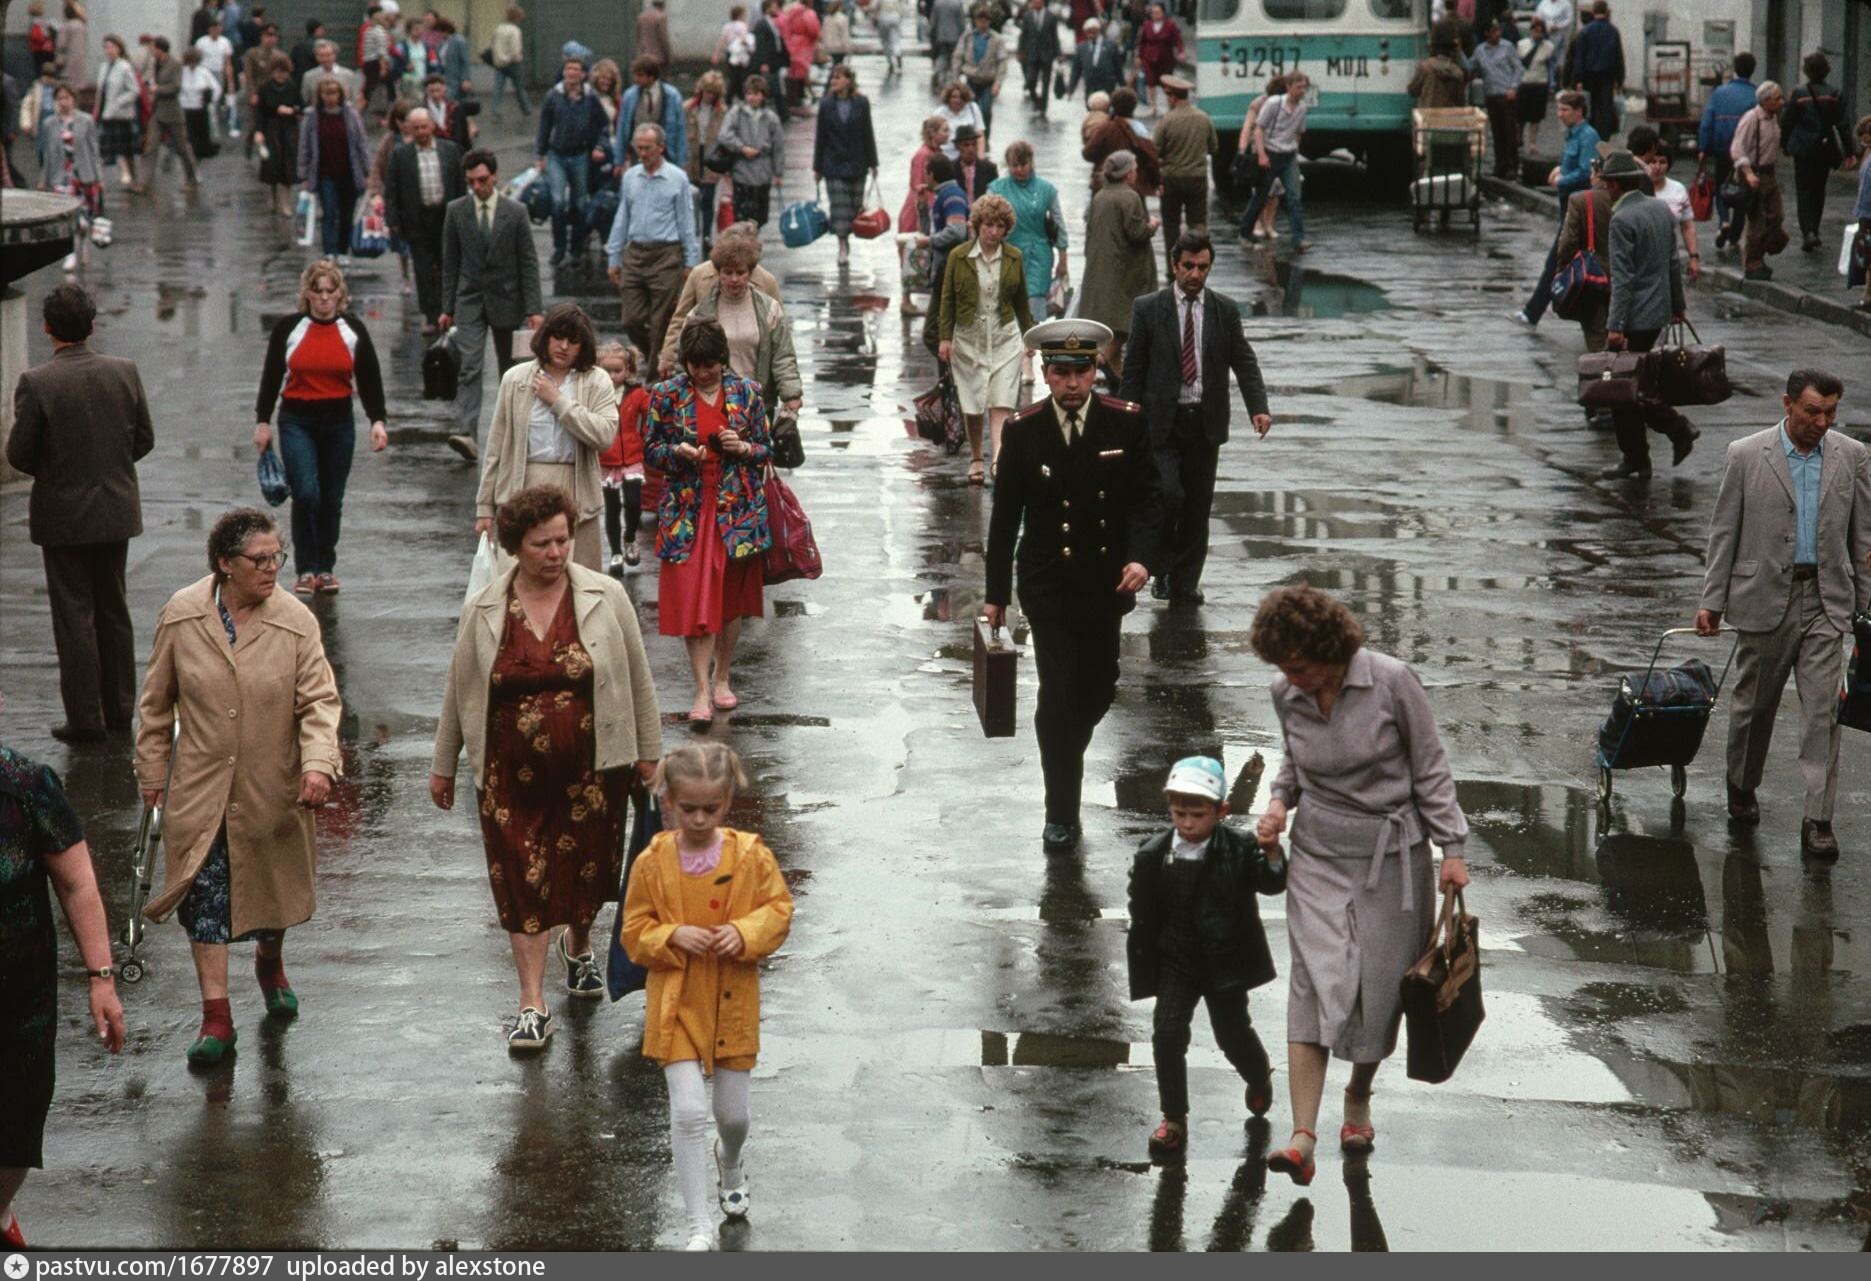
[1838,612,1871,733]
[1401,890,1484,1084]
[1644,319,1732,407]
[605,791,660,1002]
[1052,69,1068,99]
[421,330,460,401]
[704,141,738,175]
[770,415,805,469]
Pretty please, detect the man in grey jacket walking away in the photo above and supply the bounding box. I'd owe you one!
[1598,149,1697,481]
[440,148,543,461]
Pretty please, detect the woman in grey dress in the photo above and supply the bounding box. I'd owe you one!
[1250,586,1470,1185]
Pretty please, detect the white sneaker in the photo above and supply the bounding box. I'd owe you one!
[715,1140,750,1220]
[683,1234,716,1252]
[61,253,78,272]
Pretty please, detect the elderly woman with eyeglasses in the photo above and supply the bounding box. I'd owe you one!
[134,507,343,1065]
[253,260,389,596]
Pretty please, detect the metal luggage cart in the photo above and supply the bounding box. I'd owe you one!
[117,721,176,983]
[1595,626,1738,807]
[1410,107,1484,238]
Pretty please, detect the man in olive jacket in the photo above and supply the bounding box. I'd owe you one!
[440,147,543,460]
[5,285,155,743]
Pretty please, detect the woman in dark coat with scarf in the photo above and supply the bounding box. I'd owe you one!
[811,63,879,266]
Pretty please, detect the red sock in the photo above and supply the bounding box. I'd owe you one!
[200,997,234,1042]
[255,947,287,991]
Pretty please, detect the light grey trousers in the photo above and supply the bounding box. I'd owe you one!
[1725,576,1845,821]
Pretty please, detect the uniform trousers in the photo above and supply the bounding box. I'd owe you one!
[451,315,518,440]
[1742,168,1786,272]
[41,541,136,732]
[1155,406,1220,596]
[1158,173,1208,273]
[408,203,449,323]
[618,240,686,374]
[1726,574,1844,822]
[1027,603,1122,826]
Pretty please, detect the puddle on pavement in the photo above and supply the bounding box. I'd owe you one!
[1247,264,1389,319]
[1209,490,1423,541]
[1333,359,1537,435]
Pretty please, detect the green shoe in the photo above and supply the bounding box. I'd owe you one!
[186,1029,236,1064]
[262,985,299,1019]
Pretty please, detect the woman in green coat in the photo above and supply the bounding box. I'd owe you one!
[937,193,1035,483]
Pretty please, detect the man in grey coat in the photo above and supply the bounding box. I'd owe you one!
[1696,368,1867,859]
[439,147,543,461]
[4,285,155,744]
[1599,148,1697,480]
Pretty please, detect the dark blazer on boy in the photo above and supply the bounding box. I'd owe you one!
[1126,823,1287,1000]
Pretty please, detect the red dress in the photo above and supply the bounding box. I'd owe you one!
[476,588,628,934]
[657,391,766,638]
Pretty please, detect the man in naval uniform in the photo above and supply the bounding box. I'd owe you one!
[985,318,1163,852]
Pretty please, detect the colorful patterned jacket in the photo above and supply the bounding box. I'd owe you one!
[644,370,773,564]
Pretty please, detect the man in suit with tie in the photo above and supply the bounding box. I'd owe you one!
[439,148,543,461]
[1064,17,1124,104]
[986,318,1163,853]
[383,108,466,335]
[5,285,155,744]
[1696,368,1868,860]
[1120,231,1272,606]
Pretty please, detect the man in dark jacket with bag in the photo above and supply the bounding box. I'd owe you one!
[1128,756,1286,1158]
[1598,148,1697,481]
[5,285,155,744]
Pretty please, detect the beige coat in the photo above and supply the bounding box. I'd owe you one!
[134,576,342,935]
[476,361,620,522]
[432,562,664,789]
[1700,423,1871,632]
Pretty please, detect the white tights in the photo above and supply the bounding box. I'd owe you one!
[664,1061,751,1238]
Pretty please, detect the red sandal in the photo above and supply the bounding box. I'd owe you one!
[1266,1128,1317,1186]
[1339,1122,1376,1153]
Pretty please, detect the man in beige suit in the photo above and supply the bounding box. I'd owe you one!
[1696,368,1868,859]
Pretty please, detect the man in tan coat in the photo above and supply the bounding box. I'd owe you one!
[1696,368,1868,859]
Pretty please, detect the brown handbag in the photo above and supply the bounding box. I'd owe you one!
[1644,319,1732,407]
[1576,350,1648,409]
[1401,889,1484,1084]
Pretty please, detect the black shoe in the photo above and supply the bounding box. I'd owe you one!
[550,248,567,266]
[558,930,605,999]
[1597,462,1652,481]
[1671,426,1700,466]
[1801,819,1840,861]
[1151,577,1171,601]
[1744,266,1774,281]
[1041,822,1080,852]
[50,723,107,744]
[1801,235,1820,253]
[1170,589,1206,606]
[1727,784,1761,824]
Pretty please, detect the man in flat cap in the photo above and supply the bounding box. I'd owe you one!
[986,318,1163,853]
[1151,74,1216,274]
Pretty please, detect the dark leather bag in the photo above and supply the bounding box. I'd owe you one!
[973,618,1017,738]
[1838,612,1871,734]
[760,465,822,585]
[1401,890,1484,1084]
[1644,319,1731,407]
[1576,350,1648,408]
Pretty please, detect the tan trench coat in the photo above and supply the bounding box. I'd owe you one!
[431,562,665,790]
[134,576,343,935]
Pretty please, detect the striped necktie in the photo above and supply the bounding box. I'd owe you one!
[1180,295,1199,387]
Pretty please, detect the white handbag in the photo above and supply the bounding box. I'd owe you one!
[1841,222,1859,278]
[463,533,498,609]
[295,190,317,247]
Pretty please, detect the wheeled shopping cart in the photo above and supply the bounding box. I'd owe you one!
[1411,107,1485,238]
[1595,626,1738,806]
[117,722,176,983]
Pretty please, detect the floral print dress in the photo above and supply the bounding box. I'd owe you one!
[477,587,628,935]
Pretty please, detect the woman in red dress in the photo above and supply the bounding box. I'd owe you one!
[644,319,773,728]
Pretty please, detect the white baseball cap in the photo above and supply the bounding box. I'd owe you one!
[1164,756,1227,803]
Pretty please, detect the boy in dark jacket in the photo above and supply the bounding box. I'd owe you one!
[1128,756,1287,1158]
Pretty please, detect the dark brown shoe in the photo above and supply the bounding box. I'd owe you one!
[50,723,107,745]
[1727,785,1761,824]
[1801,819,1840,861]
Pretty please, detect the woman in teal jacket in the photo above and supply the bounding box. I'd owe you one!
[988,138,1067,326]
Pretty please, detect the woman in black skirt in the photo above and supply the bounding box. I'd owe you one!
[253,51,302,217]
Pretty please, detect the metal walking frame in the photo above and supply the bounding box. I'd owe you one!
[1595,626,1739,806]
[117,720,177,983]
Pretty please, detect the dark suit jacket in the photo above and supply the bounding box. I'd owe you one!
[442,194,543,329]
[1066,38,1125,100]
[957,156,999,204]
[6,343,154,547]
[1017,8,1062,65]
[382,138,466,240]
[1119,288,1269,447]
[986,393,1163,619]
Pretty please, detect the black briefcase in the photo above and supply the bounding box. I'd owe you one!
[973,618,1017,738]
[1401,890,1484,1084]
[1838,612,1871,733]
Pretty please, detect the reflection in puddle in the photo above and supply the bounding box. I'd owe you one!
[1248,264,1389,319]
[1209,489,1421,541]
[1335,358,1535,436]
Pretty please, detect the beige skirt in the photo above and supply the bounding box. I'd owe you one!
[499,461,601,572]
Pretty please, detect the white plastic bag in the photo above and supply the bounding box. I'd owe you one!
[1842,222,1858,278]
[464,533,497,609]
[296,190,317,247]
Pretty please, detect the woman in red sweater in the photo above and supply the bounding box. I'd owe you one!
[254,260,390,595]
[1134,3,1184,116]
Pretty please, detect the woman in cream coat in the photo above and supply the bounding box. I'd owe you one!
[474,303,619,572]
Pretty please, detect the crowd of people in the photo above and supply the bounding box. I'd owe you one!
[1,0,1863,1257]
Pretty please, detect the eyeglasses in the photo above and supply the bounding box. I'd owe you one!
[234,551,287,570]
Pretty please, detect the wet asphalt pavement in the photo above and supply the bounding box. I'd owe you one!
[5,43,1871,1252]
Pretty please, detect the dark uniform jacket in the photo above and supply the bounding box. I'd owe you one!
[1120,287,1269,447]
[986,392,1163,620]
[1126,824,1288,1000]
[441,193,543,329]
[6,343,154,547]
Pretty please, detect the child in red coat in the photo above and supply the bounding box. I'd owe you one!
[597,342,649,573]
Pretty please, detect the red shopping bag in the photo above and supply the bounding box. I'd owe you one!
[761,466,822,585]
[850,176,890,240]
[716,192,735,232]
[1689,169,1715,222]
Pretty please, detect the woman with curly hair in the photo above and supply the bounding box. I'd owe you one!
[933,80,984,157]
[431,484,663,1052]
[1248,585,1471,1186]
[645,318,772,726]
[938,193,1034,483]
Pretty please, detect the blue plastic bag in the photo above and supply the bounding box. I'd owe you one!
[257,447,289,507]
[351,194,390,258]
[780,198,828,248]
[606,792,662,1001]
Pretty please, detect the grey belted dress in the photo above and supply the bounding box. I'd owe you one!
[1269,647,1469,1063]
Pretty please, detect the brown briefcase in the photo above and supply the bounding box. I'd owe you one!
[1576,350,1648,409]
[973,618,1017,738]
